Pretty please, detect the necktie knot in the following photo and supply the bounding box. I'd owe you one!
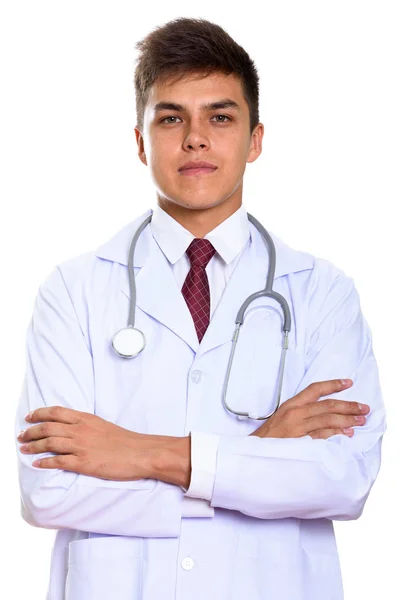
[186,238,216,269]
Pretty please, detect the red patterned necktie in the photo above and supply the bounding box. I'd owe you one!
[181,238,216,343]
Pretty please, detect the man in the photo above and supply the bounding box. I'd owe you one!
[15,17,386,600]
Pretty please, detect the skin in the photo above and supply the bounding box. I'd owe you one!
[135,70,263,237]
[17,71,369,486]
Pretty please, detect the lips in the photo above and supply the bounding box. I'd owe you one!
[179,161,217,171]
[178,161,217,176]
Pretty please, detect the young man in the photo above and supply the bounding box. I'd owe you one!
[15,17,386,600]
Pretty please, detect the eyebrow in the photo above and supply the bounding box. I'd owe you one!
[153,99,240,113]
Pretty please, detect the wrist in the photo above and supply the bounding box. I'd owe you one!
[151,435,191,489]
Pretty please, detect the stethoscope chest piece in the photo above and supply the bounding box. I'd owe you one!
[112,327,146,358]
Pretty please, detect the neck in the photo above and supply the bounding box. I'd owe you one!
[157,195,242,238]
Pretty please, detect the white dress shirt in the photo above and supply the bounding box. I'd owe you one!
[150,202,250,516]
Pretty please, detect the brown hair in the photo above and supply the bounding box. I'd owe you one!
[134,18,260,134]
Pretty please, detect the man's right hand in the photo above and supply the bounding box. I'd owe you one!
[249,379,370,439]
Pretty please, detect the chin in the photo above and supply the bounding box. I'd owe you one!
[158,189,218,207]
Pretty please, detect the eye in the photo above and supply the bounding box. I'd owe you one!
[211,115,232,123]
[160,114,232,124]
[160,116,182,124]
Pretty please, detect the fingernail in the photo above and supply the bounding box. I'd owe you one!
[341,379,352,386]
[25,412,33,421]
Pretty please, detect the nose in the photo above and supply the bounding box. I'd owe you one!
[182,123,210,151]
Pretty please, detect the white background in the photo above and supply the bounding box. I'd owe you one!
[1,1,399,598]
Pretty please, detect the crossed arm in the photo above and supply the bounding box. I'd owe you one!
[15,265,386,534]
[18,406,192,488]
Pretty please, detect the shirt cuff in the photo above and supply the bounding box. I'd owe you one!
[182,431,219,501]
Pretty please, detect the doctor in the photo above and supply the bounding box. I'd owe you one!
[15,17,386,600]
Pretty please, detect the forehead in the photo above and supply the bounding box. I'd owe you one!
[146,71,246,108]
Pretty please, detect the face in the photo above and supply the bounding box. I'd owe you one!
[135,71,263,217]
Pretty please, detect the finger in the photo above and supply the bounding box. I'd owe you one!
[20,437,77,456]
[304,399,370,418]
[307,428,354,440]
[25,406,84,425]
[288,379,353,407]
[32,454,80,470]
[305,411,366,432]
[18,422,74,443]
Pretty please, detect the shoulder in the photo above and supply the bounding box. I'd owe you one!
[269,228,354,292]
[269,231,360,330]
[270,235,364,355]
[38,251,103,304]
[41,210,152,297]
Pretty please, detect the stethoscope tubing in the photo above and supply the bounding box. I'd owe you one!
[114,210,292,421]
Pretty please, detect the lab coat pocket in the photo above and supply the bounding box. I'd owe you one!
[65,535,143,600]
[233,551,341,600]
[233,528,303,600]
[299,520,343,599]
[299,550,343,599]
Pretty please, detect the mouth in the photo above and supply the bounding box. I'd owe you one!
[178,167,218,177]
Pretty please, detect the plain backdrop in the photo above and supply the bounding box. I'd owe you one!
[1,1,399,598]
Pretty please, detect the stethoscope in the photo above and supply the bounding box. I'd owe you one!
[112,210,291,421]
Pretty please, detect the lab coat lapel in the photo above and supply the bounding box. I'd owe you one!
[130,232,200,352]
[95,209,199,352]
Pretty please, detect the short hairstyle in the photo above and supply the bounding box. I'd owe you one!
[134,17,260,134]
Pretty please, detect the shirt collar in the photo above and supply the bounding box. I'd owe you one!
[150,203,250,266]
[94,207,315,278]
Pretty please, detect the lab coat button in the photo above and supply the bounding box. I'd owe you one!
[191,370,202,383]
[181,557,195,570]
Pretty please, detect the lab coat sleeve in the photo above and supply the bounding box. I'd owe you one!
[15,265,183,537]
[206,266,387,520]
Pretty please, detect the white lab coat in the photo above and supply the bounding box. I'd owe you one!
[15,207,386,600]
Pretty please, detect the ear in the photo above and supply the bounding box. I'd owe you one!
[134,128,147,166]
[247,123,264,164]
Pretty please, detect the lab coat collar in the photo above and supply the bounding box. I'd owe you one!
[95,208,314,355]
